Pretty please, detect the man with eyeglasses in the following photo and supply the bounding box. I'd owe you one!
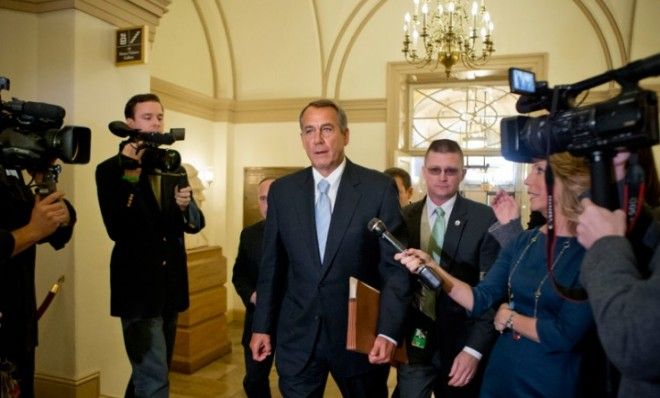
[394,139,500,398]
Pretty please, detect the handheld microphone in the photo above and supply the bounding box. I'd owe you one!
[368,218,442,290]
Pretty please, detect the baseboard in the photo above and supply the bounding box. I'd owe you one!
[35,371,100,398]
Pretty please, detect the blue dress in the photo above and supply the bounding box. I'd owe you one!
[471,228,594,398]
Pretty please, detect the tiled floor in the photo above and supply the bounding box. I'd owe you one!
[169,321,397,397]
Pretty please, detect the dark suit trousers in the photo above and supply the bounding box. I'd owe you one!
[278,324,389,398]
[242,341,274,398]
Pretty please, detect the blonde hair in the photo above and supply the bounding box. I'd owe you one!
[548,152,590,233]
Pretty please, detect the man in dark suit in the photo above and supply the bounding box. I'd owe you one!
[395,139,499,398]
[384,167,414,207]
[96,94,205,397]
[232,177,275,397]
[250,99,411,397]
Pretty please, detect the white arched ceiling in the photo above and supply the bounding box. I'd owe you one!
[146,0,657,108]
[3,0,654,104]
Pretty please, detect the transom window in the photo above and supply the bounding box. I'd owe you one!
[400,82,524,205]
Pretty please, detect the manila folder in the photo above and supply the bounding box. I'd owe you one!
[346,276,408,364]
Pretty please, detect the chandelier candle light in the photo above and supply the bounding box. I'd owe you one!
[402,0,495,77]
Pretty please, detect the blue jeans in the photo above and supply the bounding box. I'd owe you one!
[121,312,178,398]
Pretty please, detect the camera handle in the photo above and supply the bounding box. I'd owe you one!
[588,150,619,210]
[34,164,62,198]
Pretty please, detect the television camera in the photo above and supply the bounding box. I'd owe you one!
[500,53,660,208]
[0,76,91,196]
[108,120,185,173]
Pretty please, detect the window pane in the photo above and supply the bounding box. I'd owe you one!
[402,83,523,205]
[409,85,519,151]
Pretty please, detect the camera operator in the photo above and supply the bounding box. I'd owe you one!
[577,175,660,397]
[95,93,204,397]
[0,166,76,398]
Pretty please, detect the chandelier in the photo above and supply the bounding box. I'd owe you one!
[402,0,495,77]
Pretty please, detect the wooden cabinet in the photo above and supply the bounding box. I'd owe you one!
[171,245,231,373]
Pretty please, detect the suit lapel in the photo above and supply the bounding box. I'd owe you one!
[443,195,468,270]
[321,161,360,271]
[404,199,424,249]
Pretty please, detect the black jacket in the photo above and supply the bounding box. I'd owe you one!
[402,195,500,366]
[96,154,204,317]
[0,166,76,353]
[232,220,265,346]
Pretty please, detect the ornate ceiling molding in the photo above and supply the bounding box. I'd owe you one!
[0,0,170,42]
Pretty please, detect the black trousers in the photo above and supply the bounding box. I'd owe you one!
[278,326,389,398]
[242,342,275,398]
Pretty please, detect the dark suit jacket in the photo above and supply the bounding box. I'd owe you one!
[96,154,205,318]
[252,160,412,377]
[402,195,499,367]
[232,219,265,346]
[0,167,76,352]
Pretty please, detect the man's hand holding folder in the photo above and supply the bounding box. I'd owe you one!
[346,276,408,365]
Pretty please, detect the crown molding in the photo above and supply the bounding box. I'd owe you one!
[0,0,170,42]
[151,77,233,122]
[151,77,386,124]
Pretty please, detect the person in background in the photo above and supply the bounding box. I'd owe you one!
[488,190,546,247]
[232,177,276,398]
[384,167,414,207]
[394,139,499,398]
[396,152,594,398]
[0,168,76,398]
[96,93,205,398]
[250,99,411,397]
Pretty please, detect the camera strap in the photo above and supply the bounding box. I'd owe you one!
[623,153,646,235]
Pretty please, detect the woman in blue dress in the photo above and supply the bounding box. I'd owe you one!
[396,152,594,398]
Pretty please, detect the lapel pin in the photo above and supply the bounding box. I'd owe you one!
[454,220,461,226]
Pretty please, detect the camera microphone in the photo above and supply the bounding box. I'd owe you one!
[108,121,135,138]
[368,218,442,290]
[3,98,65,125]
[615,52,660,85]
[515,95,549,114]
[108,121,185,145]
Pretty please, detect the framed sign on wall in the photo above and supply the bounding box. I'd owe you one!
[116,26,148,65]
[243,167,301,228]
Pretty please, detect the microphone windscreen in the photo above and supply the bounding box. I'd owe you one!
[23,101,65,122]
[108,121,133,138]
[144,133,176,145]
[367,218,386,234]
[515,96,547,114]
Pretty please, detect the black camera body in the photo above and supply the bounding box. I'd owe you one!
[0,77,91,170]
[108,121,185,173]
[501,55,660,163]
[501,88,658,163]
[0,76,92,195]
[500,53,660,208]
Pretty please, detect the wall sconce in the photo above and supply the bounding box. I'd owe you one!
[199,167,214,187]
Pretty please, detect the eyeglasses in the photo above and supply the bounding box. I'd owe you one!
[425,166,461,177]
